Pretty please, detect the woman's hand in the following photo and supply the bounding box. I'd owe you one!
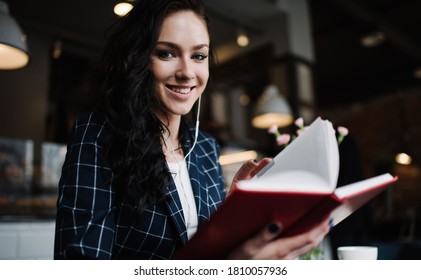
[227,218,330,260]
[228,158,330,259]
[229,158,272,193]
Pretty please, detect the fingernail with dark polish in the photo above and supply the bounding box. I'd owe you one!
[328,218,334,230]
[253,159,258,163]
[268,223,280,234]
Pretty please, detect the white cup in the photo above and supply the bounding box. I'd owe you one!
[337,246,378,260]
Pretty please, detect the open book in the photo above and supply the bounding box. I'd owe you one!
[174,117,397,259]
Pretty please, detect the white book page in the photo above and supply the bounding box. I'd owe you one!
[237,170,332,193]
[330,173,395,227]
[333,173,394,199]
[255,117,339,192]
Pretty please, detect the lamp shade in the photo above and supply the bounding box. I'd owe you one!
[0,1,29,70]
[251,84,293,129]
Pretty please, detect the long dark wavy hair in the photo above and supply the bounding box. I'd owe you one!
[96,0,215,210]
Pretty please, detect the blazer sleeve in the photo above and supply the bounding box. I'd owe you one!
[54,113,116,259]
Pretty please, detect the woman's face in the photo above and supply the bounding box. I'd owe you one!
[151,10,210,118]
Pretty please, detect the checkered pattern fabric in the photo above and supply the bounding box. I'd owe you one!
[54,112,226,259]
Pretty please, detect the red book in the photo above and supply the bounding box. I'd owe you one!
[174,118,398,259]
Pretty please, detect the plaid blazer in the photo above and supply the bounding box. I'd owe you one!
[54,112,226,259]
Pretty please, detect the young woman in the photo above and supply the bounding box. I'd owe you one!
[54,0,329,259]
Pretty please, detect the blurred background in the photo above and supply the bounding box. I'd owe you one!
[0,0,420,259]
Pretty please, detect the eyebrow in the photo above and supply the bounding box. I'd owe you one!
[155,41,209,50]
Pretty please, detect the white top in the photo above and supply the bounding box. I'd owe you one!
[167,160,198,239]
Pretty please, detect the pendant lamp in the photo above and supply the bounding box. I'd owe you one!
[251,84,293,129]
[114,1,134,17]
[0,1,29,70]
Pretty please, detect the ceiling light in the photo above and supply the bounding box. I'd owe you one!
[236,29,249,47]
[360,31,385,48]
[0,1,29,70]
[252,84,293,129]
[395,152,412,165]
[114,1,134,17]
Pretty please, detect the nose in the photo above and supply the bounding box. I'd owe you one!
[175,57,195,80]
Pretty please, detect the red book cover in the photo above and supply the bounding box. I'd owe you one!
[174,174,397,259]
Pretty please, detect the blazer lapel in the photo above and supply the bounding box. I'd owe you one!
[186,147,212,226]
[163,130,216,244]
[163,174,189,245]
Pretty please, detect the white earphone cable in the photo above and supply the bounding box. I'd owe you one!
[184,95,201,167]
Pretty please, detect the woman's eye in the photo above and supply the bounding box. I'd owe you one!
[193,53,208,61]
[156,50,174,59]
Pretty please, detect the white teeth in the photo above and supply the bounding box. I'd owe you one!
[170,87,191,94]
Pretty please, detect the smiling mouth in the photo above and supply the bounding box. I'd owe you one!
[167,86,195,94]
